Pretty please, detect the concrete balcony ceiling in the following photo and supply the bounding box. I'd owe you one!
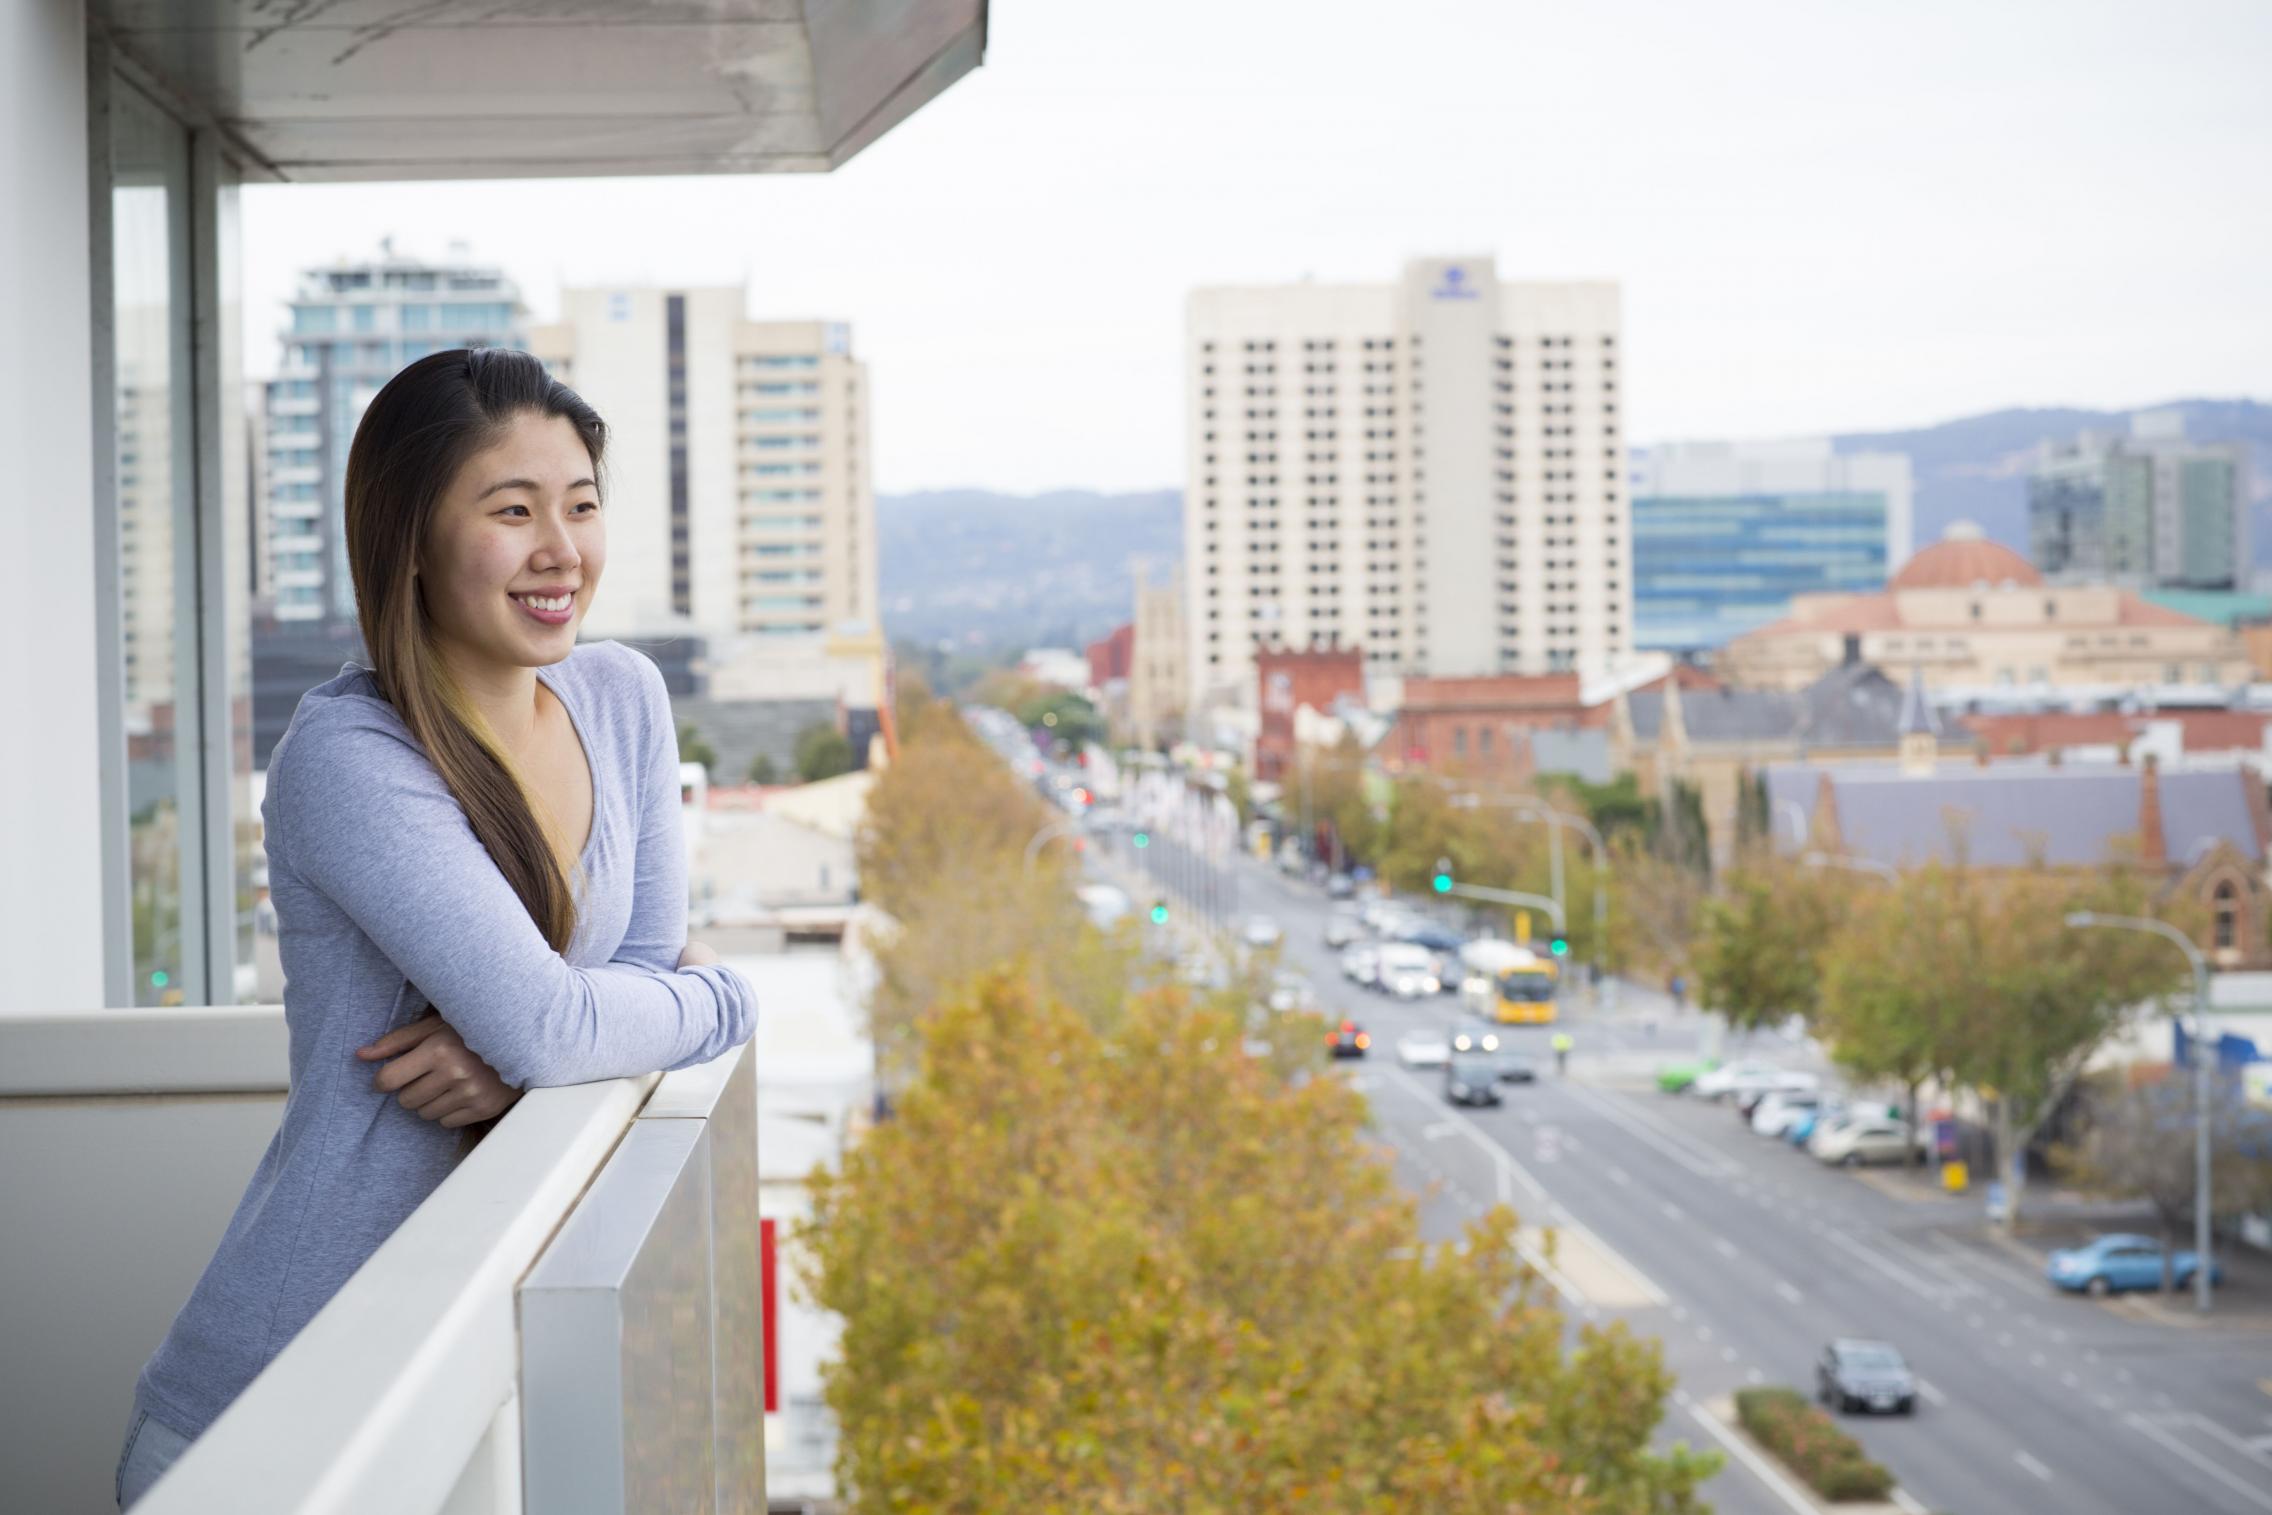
[92,0,988,183]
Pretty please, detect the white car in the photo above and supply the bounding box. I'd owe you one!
[1376,943,1442,1000]
[1691,1061,1817,1103]
[1322,910,1363,948]
[1340,944,1381,988]
[1241,916,1284,950]
[1810,1116,1923,1168]
[1750,1089,1822,1138]
[1395,1030,1452,1068]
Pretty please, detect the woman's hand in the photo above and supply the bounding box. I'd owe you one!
[678,940,721,969]
[356,1010,523,1129]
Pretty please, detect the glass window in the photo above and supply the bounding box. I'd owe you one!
[110,82,195,1006]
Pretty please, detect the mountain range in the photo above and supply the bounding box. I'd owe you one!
[879,399,2272,651]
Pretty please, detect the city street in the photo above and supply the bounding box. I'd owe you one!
[1213,851,2272,1515]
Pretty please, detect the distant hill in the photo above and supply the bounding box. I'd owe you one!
[878,400,2272,652]
[877,488,1181,649]
[1832,398,2272,566]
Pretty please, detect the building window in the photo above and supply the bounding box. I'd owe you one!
[2214,881,2239,951]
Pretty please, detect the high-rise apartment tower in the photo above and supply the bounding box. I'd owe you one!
[1184,257,1627,716]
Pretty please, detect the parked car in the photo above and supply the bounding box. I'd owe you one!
[1691,1061,1817,1103]
[2047,1234,2223,1298]
[1815,1339,1918,1415]
[1326,1017,1371,1059]
[1376,943,1443,1000]
[1323,909,1363,948]
[1809,1116,1921,1167]
[1445,1031,1503,1106]
[1396,1029,1451,1068]
[1325,872,1356,899]
[1656,1059,1718,1095]
[1340,943,1381,989]
[1750,1090,1822,1138]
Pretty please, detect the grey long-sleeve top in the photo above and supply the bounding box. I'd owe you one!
[134,639,755,1441]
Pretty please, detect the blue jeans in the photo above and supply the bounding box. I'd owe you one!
[115,1405,194,1510]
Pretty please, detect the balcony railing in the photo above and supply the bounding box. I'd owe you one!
[0,1004,762,1513]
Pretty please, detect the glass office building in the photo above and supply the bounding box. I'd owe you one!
[1630,440,1911,653]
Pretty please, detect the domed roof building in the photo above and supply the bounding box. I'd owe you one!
[1717,523,2252,694]
[1885,522,2041,592]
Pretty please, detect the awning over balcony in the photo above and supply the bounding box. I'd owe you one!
[91,0,987,182]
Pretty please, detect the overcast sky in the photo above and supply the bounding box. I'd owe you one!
[241,0,2272,495]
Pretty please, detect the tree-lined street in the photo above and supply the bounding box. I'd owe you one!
[1233,853,2272,1515]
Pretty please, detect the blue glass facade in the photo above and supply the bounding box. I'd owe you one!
[1632,491,1889,651]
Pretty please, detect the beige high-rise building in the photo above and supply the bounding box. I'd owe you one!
[528,290,876,650]
[1184,257,1628,716]
[1129,568,1188,750]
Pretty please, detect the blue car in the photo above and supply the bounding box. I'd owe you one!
[1785,1108,1821,1146]
[2047,1234,2223,1298]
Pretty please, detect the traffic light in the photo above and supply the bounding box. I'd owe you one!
[1149,900,1170,925]
[1432,855,1453,894]
[1548,935,1569,958]
[1133,830,1151,849]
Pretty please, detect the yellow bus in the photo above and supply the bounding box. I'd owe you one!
[1494,951,1560,1025]
[1459,941,1560,1026]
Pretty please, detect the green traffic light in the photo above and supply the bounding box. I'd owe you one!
[1133,831,1150,849]
[150,969,169,988]
[1150,904,1169,924]
[1432,873,1452,894]
[1548,937,1569,958]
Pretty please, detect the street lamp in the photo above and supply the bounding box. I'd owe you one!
[2065,910,2215,1315]
[1453,791,1610,989]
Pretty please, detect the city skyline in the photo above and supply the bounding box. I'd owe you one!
[239,0,2272,496]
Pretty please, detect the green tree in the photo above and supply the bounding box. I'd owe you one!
[795,721,857,783]
[1813,860,2189,1227]
[676,722,718,773]
[806,972,1717,1512]
[747,752,779,785]
[1690,859,1840,1032]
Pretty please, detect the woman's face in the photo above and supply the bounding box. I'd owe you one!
[420,411,605,676]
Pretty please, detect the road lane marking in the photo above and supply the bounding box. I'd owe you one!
[1375,1062,1550,1208]
[1608,1164,1630,1185]
[1774,1280,1803,1306]
[1915,1378,1947,1407]
[1662,1201,1685,1221]
[2184,1413,2272,1471]
[1556,1081,1738,1181]
[2014,1450,2052,1481]
[1713,1238,1740,1260]
[1677,1393,1818,1515]
[2128,1413,2272,1512]
[1822,1227,1950,1304]
[1422,1121,1458,1141]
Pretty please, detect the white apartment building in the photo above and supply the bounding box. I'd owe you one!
[262,244,526,625]
[528,291,876,650]
[1184,257,1628,713]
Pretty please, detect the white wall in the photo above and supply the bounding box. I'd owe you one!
[0,0,105,1013]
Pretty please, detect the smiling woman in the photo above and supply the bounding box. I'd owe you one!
[118,349,756,1507]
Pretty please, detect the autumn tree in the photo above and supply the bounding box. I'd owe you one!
[807,972,1717,1513]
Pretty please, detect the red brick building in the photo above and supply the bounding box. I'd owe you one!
[1387,666,1718,778]
[1084,623,1134,688]
[1960,708,2272,761]
[1254,641,1366,783]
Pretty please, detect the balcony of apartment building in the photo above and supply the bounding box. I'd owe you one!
[2,4,984,1510]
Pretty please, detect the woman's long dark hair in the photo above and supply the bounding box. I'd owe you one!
[343,347,607,958]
